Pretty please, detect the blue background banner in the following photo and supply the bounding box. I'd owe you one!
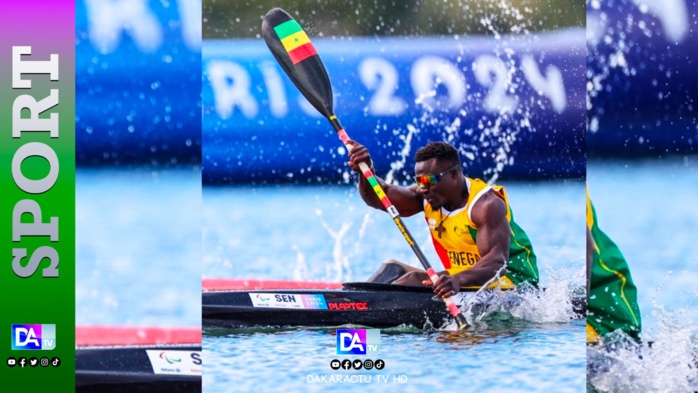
[76,0,201,167]
[73,1,698,183]
[202,30,586,184]
[587,0,698,156]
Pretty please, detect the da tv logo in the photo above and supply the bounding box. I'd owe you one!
[11,324,56,350]
[336,329,379,355]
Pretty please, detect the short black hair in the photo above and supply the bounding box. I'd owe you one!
[415,141,460,166]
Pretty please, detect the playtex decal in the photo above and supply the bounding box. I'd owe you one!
[146,350,202,376]
[249,293,328,309]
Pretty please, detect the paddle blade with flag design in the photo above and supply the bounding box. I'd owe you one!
[260,7,468,330]
[261,7,334,118]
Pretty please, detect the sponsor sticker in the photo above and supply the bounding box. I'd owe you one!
[249,293,327,309]
[328,302,368,311]
[301,294,328,309]
[145,350,202,376]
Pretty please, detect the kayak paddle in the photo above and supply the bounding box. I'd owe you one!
[261,7,468,330]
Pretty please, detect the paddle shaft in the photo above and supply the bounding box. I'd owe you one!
[328,115,467,329]
[260,7,466,329]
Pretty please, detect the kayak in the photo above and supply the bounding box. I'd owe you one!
[202,281,586,329]
[76,326,201,393]
[76,345,201,392]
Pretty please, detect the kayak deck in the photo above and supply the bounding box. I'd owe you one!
[76,327,201,393]
[203,282,586,329]
[76,345,201,392]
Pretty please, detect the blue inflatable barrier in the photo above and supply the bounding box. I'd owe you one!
[75,0,587,180]
[202,30,586,184]
[74,1,698,179]
[75,0,201,166]
[587,0,698,156]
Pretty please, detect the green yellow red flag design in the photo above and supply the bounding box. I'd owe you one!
[273,19,318,64]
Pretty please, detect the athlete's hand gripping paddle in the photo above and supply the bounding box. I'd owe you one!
[261,7,468,330]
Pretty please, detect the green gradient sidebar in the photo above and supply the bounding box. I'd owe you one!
[0,1,75,390]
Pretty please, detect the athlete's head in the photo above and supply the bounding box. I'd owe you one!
[415,141,460,166]
[413,142,464,210]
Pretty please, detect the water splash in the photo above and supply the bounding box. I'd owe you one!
[457,262,585,326]
[381,0,541,185]
[504,279,581,324]
[587,305,698,392]
[587,263,698,390]
[586,0,634,134]
[291,245,308,281]
[315,209,353,282]
[385,123,419,185]
[585,0,678,134]
[469,1,535,183]
[509,261,587,323]
[349,211,374,262]
[586,263,698,391]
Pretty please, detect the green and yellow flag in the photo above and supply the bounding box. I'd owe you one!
[273,19,318,64]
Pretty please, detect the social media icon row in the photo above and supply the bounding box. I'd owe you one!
[7,357,60,368]
[330,358,384,370]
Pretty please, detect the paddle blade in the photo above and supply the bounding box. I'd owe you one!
[262,8,334,118]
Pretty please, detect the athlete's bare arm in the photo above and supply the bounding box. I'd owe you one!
[430,191,510,297]
[346,140,424,217]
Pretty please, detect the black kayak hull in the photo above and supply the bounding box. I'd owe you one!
[76,345,201,393]
[203,282,586,329]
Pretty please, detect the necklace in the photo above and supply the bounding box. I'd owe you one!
[434,185,468,239]
[435,210,454,239]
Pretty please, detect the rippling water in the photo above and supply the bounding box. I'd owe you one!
[76,168,202,327]
[72,156,698,391]
[587,157,698,392]
[203,180,585,392]
[205,319,585,393]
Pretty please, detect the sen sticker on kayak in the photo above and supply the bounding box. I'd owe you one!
[146,350,202,376]
[249,293,328,309]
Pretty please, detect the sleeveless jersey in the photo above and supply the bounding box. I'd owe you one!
[587,190,642,343]
[424,177,539,288]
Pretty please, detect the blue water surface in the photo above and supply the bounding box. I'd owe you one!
[588,157,698,334]
[203,179,586,393]
[76,168,201,327]
[587,157,698,392]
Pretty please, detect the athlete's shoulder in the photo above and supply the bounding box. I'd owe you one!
[467,177,506,197]
[470,190,507,226]
[466,177,486,186]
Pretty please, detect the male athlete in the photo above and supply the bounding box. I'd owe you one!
[586,190,642,343]
[347,140,539,298]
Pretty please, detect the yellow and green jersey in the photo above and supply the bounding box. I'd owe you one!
[423,177,539,289]
[587,190,642,343]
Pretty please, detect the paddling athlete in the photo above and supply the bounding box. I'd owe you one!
[586,190,642,344]
[347,140,539,298]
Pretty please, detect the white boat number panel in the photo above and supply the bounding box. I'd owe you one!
[146,350,202,376]
[249,293,328,309]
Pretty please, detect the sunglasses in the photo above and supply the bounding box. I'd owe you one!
[414,163,460,189]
